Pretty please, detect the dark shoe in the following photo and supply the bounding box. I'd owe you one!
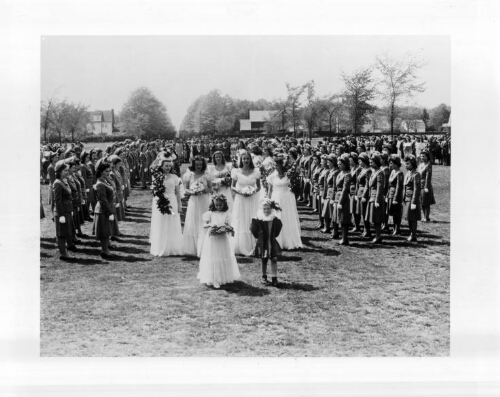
[316,223,324,230]
[339,239,349,246]
[85,217,93,222]
[73,238,82,244]
[331,233,340,239]
[108,244,116,250]
[320,228,331,234]
[100,252,114,259]
[67,245,78,252]
[351,227,361,233]
[382,226,390,232]
[77,233,88,238]
[271,277,278,286]
[110,237,121,242]
[371,238,382,244]
[261,275,268,285]
[60,255,72,261]
[392,229,401,236]
[361,232,372,239]
[407,236,418,242]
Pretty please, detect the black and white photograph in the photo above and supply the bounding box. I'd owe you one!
[3,1,500,395]
[39,35,451,357]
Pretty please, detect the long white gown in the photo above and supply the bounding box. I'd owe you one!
[268,170,303,250]
[182,170,212,257]
[208,163,233,212]
[197,211,241,288]
[149,174,184,256]
[259,156,275,200]
[231,167,261,256]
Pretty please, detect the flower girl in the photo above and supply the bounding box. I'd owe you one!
[197,194,241,289]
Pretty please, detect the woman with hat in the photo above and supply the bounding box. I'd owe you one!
[65,158,85,241]
[315,155,329,230]
[321,154,339,236]
[380,152,391,232]
[403,154,422,241]
[386,154,404,235]
[80,151,94,221]
[417,149,436,222]
[332,154,352,245]
[52,160,75,260]
[93,161,118,258]
[365,152,385,243]
[356,153,372,238]
[46,151,59,216]
[108,155,126,221]
[310,152,323,213]
[348,152,361,232]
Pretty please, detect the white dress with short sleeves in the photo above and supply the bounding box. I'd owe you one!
[231,167,261,256]
[149,174,184,256]
[182,170,212,257]
[268,170,303,250]
[208,163,233,212]
[197,211,241,288]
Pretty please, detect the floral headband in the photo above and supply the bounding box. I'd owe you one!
[212,193,228,204]
[259,198,282,212]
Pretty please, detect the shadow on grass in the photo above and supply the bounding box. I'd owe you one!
[124,218,150,224]
[40,242,56,250]
[221,281,271,296]
[118,239,150,246]
[236,257,255,264]
[101,254,153,263]
[119,234,149,239]
[124,213,150,219]
[274,281,319,291]
[347,242,395,249]
[40,237,56,243]
[73,247,103,256]
[279,255,303,262]
[63,257,104,265]
[114,246,149,254]
[182,255,199,262]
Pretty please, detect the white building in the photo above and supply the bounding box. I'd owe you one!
[87,109,116,135]
[239,110,283,133]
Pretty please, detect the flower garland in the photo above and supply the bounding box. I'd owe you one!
[151,166,172,215]
[286,161,302,196]
[259,165,275,193]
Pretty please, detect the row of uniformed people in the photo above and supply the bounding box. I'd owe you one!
[308,150,435,245]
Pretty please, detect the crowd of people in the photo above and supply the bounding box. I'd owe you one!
[40,132,445,288]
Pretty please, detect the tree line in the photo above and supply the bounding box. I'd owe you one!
[179,53,451,139]
[41,87,177,143]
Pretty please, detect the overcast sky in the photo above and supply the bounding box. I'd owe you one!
[41,36,450,130]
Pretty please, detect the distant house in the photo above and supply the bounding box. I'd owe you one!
[239,110,284,133]
[401,119,426,133]
[87,109,116,135]
[362,112,391,133]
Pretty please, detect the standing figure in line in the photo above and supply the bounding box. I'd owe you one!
[404,154,422,242]
[365,153,385,244]
[52,160,75,260]
[231,151,261,256]
[182,155,212,257]
[197,194,241,288]
[386,154,404,235]
[348,152,361,233]
[150,157,184,257]
[356,153,372,238]
[250,199,283,286]
[333,153,352,245]
[417,149,436,222]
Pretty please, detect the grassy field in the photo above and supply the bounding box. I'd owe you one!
[40,155,450,356]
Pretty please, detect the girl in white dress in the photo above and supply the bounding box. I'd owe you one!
[197,194,241,288]
[149,157,184,256]
[259,146,276,200]
[182,155,212,257]
[208,151,233,212]
[267,155,303,250]
[231,150,261,256]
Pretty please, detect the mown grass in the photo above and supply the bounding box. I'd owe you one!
[40,162,450,356]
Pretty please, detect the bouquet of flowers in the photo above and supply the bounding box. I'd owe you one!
[286,162,301,196]
[221,174,232,187]
[209,224,235,237]
[190,181,205,195]
[259,165,274,193]
[212,178,222,191]
[151,168,173,215]
[240,186,256,196]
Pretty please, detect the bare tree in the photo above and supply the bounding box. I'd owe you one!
[342,67,377,136]
[285,82,307,138]
[375,53,427,137]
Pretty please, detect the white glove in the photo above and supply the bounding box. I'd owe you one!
[86,189,90,193]
[355,196,359,201]
[115,203,120,208]
[77,207,80,211]
[375,202,380,208]
[362,198,366,203]
[411,204,416,210]
[59,216,66,224]
[71,211,74,216]
[338,204,342,209]
[393,201,398,205]
[109,215,115,221]
[82,200,85,205]
[122,186,125,191]
[424,188,429,193]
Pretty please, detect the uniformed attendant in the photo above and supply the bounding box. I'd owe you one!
[93,161,117,258]
[79,151,94,221]
[65,159,85,241]
[316,155,329,230]
[109,155,126,221]
[52,160,76,260]
[387,154,404,235]
[139,144,148,189]
[380,152,391,231]
[356,153,372,238]
[333,153,352,245]
[348,152,361,232]
[320,154,337,234]
[299,145,313,205]
[365,153,385,244]
[403,154,421,242]
[310,152,322,213]
[46,151,59,214]
[417,149,436,222]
